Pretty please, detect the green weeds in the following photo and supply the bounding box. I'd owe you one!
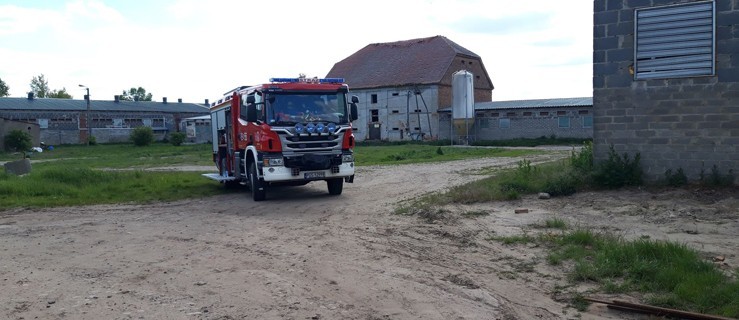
[492,228,739,317]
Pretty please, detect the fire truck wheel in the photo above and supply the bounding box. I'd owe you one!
[249,162,266,201]
[327,178,343,195]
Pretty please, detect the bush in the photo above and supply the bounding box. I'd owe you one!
[570,141,593,173]
[664,168,688,187]
[88,135,97,146]
[700,164,735,187]
[130,127,154,146]
[169,132,186,146]
[4,129,32,157]
[543,172,579,196]
[592,145,643,188]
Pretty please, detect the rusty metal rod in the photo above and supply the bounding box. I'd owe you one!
[585,297,735,320]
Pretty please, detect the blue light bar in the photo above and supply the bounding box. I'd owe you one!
[319,78,345,84]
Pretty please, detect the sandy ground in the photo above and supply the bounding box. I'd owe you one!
[1,151,737,320]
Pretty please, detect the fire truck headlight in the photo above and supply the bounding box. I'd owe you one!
[341,154,354,162]
[294,123,304,134]
[316,122,325,133]
[264,158,284,167]
[306,123,316,134]
[327,123,336,133]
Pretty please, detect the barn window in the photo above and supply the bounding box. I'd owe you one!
[371,94,378,104]
[37,119,49,129]
[370,109,379,122]
[540,111,549,116]
[634,1,715,80]
[583,116,593,128]
[523,112,532,116]
[559,117,571,128]
[499,118,510,129]
[477,118,490,128]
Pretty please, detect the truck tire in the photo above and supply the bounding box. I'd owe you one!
[249,162,266,201]
[327,178,343,195]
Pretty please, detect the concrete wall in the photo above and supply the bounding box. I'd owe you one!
[593,0,738,181]
[0,111,205,145]
[439,106,593,142]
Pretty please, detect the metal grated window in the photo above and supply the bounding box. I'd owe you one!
[634,1,715,80]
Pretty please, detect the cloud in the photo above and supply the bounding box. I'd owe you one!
[449,13,553,34]
[0,0,594,102]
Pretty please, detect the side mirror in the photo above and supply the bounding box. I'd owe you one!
[246,104,258,122]
[246,95,256,104]
[350,103,358,121]
[351,95,359,103]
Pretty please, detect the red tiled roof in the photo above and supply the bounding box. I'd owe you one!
[327,36,489,89]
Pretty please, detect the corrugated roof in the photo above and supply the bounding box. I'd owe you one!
[326,35,485,89]
[440,97,593,112]
[0,97,209,113]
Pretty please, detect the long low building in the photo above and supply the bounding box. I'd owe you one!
[0,94,209,145]
[439,97,593,143]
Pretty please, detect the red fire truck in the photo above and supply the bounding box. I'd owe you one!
[203,77,358,201]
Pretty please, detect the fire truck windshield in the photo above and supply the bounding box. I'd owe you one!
[267,92,347,125]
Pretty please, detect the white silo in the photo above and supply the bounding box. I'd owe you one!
[451,70,475,144]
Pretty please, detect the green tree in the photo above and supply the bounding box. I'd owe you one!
[47,87,73,99]
[120,87,153,101]
[30,74,50,98]
[4,129,32,158]
[0,77,9,97]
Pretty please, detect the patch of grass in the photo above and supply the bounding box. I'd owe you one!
[435,160,584,204]
[543,230,739,318]
[494,227,738,317]
[544,218,568,229]
[472,136,591,147]
[1,143,214,169]
[0,167,225,208]
[354,144,541,166]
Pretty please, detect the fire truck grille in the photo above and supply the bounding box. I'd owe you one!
[284,154,339,171]
[291,168,300,176]
[285,141,339,150]
[331,166,340,174]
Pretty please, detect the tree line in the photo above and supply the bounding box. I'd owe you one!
[0,75,152,101]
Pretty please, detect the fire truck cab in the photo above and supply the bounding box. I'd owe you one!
[203,77,358,201]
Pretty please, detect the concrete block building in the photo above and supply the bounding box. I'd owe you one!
[439,97,593,142]
[0,94,209,145]
[0,118,40,152]
[593,0,738,181]
[327,36,494,141]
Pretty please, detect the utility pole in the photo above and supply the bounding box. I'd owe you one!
[79,84,91,146]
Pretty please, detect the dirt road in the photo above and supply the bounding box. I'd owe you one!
[1,151,736,320]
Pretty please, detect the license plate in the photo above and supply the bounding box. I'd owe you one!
[304,172,325,179]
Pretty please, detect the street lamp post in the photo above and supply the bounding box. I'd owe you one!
[79,84,91,146]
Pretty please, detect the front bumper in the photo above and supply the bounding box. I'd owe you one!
[262,162,355,182]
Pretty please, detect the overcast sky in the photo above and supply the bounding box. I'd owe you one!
[0,0,593,104]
